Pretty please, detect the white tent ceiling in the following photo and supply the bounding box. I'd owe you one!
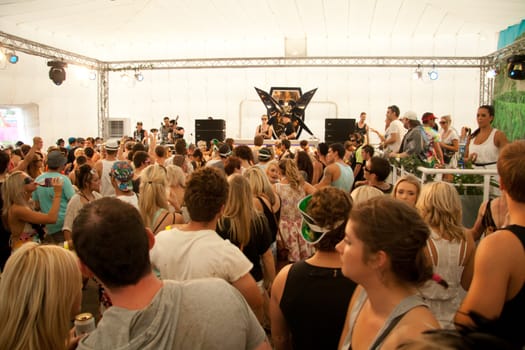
[1,0,524,61]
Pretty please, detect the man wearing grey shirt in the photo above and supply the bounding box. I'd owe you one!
[73,197,269,350]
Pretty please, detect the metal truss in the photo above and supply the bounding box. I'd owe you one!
[2,29,523,138]
[0,31,100,70]
[107,56,482,71]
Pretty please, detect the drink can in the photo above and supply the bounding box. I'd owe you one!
[74,312,96,336]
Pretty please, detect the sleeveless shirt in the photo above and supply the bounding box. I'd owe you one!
[491,225,525,348]
[341,290,429,349]
[331,162,354,192]
[470,128,499,166]
[280,260,356,350]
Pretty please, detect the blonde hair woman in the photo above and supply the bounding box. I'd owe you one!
[265,160,280,184]
[244,166,281,242]
[0,243,82,350]
[417,182,476,328]
[392,174,421,207]
[138,164,183,234]
[2,171,63,250]
[216,174,275,323]
[274,158,316,262]
[165,165,186,216]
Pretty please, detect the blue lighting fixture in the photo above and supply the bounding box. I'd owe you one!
[428,65,438,80]
[134,71,144,82]
[8,52,19,64]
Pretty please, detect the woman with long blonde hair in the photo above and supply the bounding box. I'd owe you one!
[0,243,83,350]
[417,182,476,328]
[2,171,63,250]
[274,158,316,263]
[217,174,275,288]
[138,164,183,234]
[244,166,281,242]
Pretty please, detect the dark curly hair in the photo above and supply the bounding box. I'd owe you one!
[306,187,353,251]
[184,167,229,223]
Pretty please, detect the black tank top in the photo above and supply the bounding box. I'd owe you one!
[355,123,367,136]
[257,196,280,242]
[280,260,357,350]
[495,225,525,348]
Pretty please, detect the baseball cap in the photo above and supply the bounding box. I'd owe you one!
[258,147,272,161]
[46,150,67,169]
[421,112,436,123]
[297,195,345,244]
[68,137,76,144]
[402,110,418,121]
[219,144,232,158]
[110,161,133,192]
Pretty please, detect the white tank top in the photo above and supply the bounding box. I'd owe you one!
[100,159,116,197]
[469,128,499,165]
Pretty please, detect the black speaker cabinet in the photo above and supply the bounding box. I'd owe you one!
[195,119,226,130]
[325,118,356,144]
[195,119,226,146]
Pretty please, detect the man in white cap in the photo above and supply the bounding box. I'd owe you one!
[389,110,427,161]
[95,139,119,197]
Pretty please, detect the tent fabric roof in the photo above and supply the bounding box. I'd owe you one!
[0,0,524,61]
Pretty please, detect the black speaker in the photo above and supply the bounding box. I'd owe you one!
[195,119,226,146]
[195,119,226,130]
[325,119,355,144]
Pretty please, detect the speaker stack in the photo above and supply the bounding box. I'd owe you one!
[195,119,226,147]
[324,119,356,145]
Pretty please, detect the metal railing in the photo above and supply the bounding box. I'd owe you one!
[390,165,498,202]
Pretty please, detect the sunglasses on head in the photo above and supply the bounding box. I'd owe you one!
[23,176,34,185]
[297,195,344,244]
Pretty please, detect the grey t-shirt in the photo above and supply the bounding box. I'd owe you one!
[77,278,266,350]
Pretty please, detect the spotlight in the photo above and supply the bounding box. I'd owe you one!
[88,71,97,80]
[8,52,18,64]
[413,65,422,80]
[47,61,67,86]
[428,65,438,80]
[134,72,144,82]
[486,68,498,79]
[507,55,525,80]
[121,73,131,83]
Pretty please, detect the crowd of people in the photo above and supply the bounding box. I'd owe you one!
[0,103,522,350]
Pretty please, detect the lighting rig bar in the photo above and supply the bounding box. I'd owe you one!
[107,56,483,71]
[0,31,100,70]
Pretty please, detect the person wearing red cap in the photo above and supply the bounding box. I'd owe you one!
[421,112,444,166]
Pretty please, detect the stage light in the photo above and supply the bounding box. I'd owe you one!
[88,71,97,80]
[121,73,131,83]
[412,65,422,80]
[507,55,525,80]
[428,65,438,80]
[486,68,498,79]
[134,72,144,82]
[8,52,18,64]
[47,61,67,86]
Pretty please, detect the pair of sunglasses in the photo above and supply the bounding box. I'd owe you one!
[297,195,344,244]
